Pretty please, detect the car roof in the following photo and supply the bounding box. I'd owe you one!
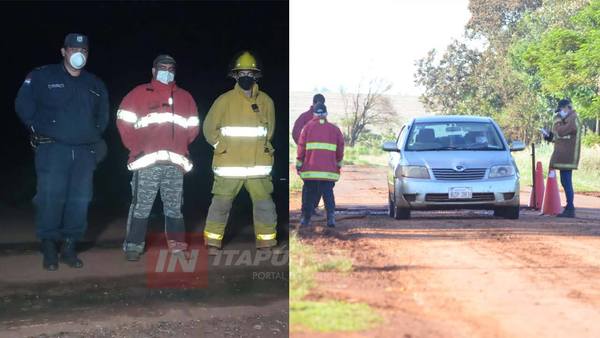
[411,115,494,123]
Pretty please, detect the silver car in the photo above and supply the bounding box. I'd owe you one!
[382,115,525,219]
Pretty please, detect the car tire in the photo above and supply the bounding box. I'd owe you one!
[494,206,519,219]
[394,205,411,220]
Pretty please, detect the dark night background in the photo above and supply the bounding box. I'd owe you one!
[0,1,289,243]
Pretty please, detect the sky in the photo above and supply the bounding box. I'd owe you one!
[290,0,471,95]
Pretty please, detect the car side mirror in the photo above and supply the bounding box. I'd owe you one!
[510,140,525,152]
[382,141,400,152]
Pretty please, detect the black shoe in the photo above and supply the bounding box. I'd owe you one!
[327,212,336,228]
[60,238,83,268]
[41,239,59,271]
[557,208,575,218]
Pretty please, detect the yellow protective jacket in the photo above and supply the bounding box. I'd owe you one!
[203,83,275,178]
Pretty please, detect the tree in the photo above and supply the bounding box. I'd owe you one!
[466,0,542,43]
[414,40,481,114]
[521,1,600,132]
[340,79,396,147]
[415,0,596,142]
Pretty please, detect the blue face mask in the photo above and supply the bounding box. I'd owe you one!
[69,52,86,69]
[559,110,568,118]
[156,70,174,84]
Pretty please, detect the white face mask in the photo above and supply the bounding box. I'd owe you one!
[69,52,86,70]
[156,70,175,84]
[559,110,568,118]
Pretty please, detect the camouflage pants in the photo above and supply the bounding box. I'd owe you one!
[124,164,185,252]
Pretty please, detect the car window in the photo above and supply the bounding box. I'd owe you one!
[405,121,505,151]
[396,125,406,147]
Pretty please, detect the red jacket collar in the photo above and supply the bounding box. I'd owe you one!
[149,79,177,92]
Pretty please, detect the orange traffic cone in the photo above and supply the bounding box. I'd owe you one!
[528,161,545,209]
[541,169,562,215]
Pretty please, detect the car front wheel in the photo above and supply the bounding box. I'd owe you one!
[494,206,519,219]
[389,193,411,220]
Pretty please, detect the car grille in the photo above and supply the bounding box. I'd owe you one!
[432,168,487,180]
[425,193,495,202]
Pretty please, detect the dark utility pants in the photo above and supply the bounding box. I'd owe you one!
[559,170,574,210]
[34,143,97,240]
[301,180,335,221]
[301,183,322,211]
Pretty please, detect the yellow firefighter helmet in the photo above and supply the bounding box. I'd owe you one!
[229,51,262,77]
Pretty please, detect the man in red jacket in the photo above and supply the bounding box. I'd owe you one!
[293,94,326,216]
[292,93,325,144]
[116,55,199,261]
[296,103,344,227]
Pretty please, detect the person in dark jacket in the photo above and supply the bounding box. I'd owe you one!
[15,33,109,271]
[543,99,582,218]
[296,103,345,227]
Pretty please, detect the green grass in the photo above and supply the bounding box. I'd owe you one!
[512,143,600,192]
[317,257,354,273]
[291,301,383,332]
[290,233,383,333]
[290,233,317,301]
[343,145,388,166]
[290,171,303,193]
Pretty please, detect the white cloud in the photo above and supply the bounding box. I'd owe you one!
[290,0,471,95]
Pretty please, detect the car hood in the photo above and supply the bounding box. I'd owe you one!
[402,150,512,169]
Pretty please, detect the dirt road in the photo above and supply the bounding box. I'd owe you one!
[0,212,288,338]
[291,165,600,338]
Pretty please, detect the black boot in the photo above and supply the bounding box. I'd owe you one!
[40,239,59,271]
[327,211,336,228]
[60,238,83,268]
[557,208,576,218]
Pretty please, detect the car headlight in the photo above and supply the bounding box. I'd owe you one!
[489,165,516,178]
[397,165,430,179]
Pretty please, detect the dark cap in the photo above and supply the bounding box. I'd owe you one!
[153,54,177,68]
[313,93,326,104]
[63,33,89,49]
[314,103,327,115]
[557,98,572,110]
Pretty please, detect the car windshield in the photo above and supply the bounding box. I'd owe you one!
[405,121,505,151]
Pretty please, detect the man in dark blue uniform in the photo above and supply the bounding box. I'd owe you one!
[15,33,109,271]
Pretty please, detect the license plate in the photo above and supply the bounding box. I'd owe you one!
[449,187,472,199]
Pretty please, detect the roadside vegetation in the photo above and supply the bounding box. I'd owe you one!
[415,0,600,144]
[513,143,600,192]
[290,233,383,333]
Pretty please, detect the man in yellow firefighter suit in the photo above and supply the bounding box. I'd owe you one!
[203,51,278,251]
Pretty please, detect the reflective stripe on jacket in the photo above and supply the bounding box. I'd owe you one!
[297,117,345,181]
[116,79,199,172]
[203,83,275,178]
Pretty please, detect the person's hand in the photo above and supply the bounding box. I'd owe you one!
[543,131,554,142]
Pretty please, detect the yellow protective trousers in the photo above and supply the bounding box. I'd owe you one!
[204,176,277,248]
